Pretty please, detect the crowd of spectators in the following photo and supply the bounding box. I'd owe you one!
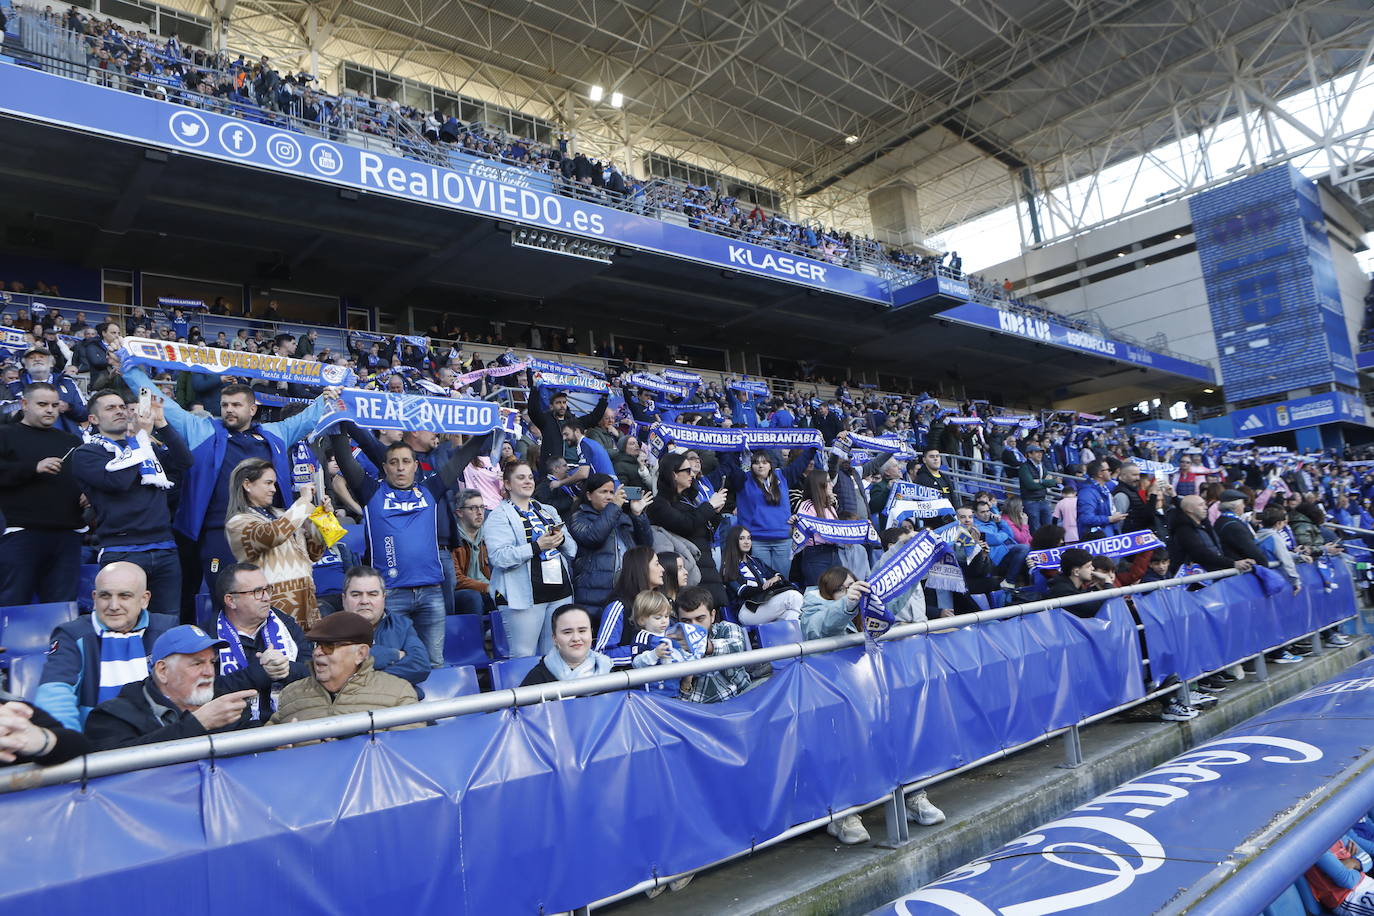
[15,3,937,274]
[0,310,1365,855]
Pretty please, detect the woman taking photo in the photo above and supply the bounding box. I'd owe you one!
[721,525,803,625]
[483,460,578,658]
[567,473,654,607]
[722,447,814,574]
[648,451,728,607]
[225,458,327,628]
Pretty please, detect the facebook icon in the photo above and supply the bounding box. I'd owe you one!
[218,121,256,157]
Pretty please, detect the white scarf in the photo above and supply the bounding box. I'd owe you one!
[543,648,613,681]
[91,429,173,489]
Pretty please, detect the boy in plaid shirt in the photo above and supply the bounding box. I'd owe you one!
[674,586,753,704]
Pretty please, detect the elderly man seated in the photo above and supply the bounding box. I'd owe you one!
[84,625,257,750]
[35,561,177,730]
[267,612,421,729]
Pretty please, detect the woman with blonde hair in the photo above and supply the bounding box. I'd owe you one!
[225,457,326,627]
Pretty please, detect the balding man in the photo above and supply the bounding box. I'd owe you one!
[34,561,178,730]
[1211,489,1268,567]
[1168,495,1256,576]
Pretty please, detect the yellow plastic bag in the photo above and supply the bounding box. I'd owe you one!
[309,505,346,548]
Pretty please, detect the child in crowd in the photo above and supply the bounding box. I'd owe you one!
[631,591,690,669]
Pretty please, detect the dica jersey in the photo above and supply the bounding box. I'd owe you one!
[362,482,444,588]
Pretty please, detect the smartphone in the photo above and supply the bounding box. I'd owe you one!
[138,387,152,413]
[623,485,644,501]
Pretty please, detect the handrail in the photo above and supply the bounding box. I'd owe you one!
[0,564,1257,794]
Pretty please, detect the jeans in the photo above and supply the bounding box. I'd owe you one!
[751,538,793,580]
[199,526,234,595]
[503,598,571,658]
[453,587,495,615]
[101,547,182,617]
[439,545,457,615]
[996,544,1033,584]
[386,584,446,667]
[1024,498,1052,534]
[800,544,840,588]
[0,529,81,605]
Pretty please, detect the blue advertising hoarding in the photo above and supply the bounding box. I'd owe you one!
[934,302,1216,382]
[868,655,1374,916]
[1227,390,1368,437]
[0,63,888,302]
[1189,166,1358,401]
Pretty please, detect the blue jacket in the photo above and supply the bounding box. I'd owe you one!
[124,365,330,538]
[35,610,177,729]
[723,447,813,540]
[972,515,1019,564]
[481,499,577,609]
[369,611,430,686]
[1076,480,1118,538]
[800,588,854,639]
[567,501,652,607]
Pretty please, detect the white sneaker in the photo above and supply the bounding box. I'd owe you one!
[905,790,946,826]
[1161,700,1198,721]
[668,875,694,892]
[826,813,870,845]
[644,885,667,899]
[1326,633,1352,647]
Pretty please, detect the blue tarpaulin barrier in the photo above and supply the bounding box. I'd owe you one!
[0,565,1354,914]
[868,651,1374,916]
[1136,562,1353,683]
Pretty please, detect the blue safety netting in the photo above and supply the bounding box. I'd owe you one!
[0,564,1354,914]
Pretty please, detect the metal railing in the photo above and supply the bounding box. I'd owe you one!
[0,563,1345,797]
[1,562,1361,913]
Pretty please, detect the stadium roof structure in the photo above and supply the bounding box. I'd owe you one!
[186,0,1374,241]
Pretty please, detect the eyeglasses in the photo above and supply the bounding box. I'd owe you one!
[228,585,273,601]
[313,641,362,655]
[460,504,485,512]
[675,468,692,475]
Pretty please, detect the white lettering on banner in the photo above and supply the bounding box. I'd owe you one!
[888,735,1322,916]
[727,245,828,282]
[996,309,1052,342]
[356,153,602,236]
[1065,330,1119,356]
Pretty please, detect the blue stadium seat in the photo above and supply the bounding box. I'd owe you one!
[419,665,479,700]
[490,656,540,690]
[442,615,491,668]
[77,564,100,614]
[194,593,215,629]
[755,619,802,647]
[1293,877,1330,915]
[5,652,46,700]
[971,593,992,611]
[0,602,78,654]
[1261,884,1309,916]
[488,610,512,659]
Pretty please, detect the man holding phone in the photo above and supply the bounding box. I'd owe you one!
[72,389,193,617]
[0,382,84,604]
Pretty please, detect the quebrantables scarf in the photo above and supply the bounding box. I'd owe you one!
[859,529,965,643]
[790,515,880,556]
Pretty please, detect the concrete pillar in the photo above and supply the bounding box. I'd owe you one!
[867,181,922,249]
